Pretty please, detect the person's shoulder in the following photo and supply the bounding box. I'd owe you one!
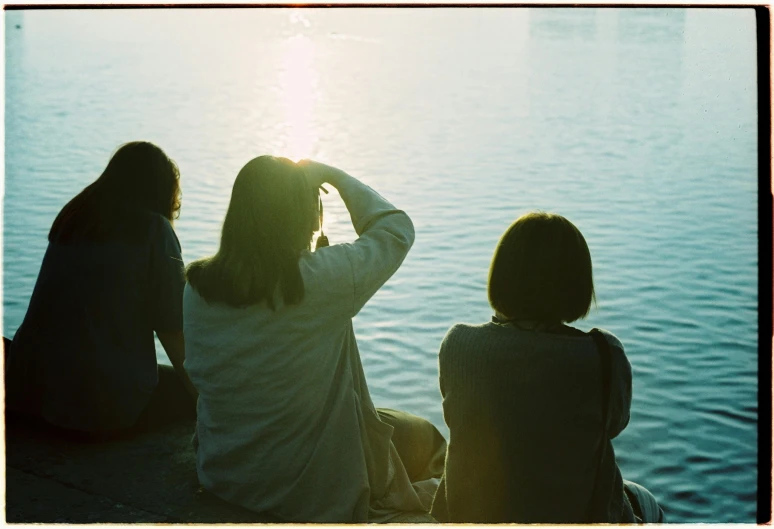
[143,212,180,250]
[144,211,175,234]
[440,322,495,354]
[438,322,503,382]
[593,327,625,355]
[592,328,631,378]
[113,209,174,242]
[444,321,487,338]
[298,245,352,285]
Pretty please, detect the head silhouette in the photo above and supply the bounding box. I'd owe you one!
[187,155,318,309]
[488,212,595,325]
[49,141,180,243]
[221,156,316,259]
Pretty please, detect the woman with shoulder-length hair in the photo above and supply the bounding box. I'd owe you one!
[5,141,197,438]
[183,156,446,523]
[431,211,664,523]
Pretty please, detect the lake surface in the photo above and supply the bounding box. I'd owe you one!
[3,7,759,522]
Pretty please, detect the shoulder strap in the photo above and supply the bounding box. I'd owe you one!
[586,328,614,522]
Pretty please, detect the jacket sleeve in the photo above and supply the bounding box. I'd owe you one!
[327,174,415,317]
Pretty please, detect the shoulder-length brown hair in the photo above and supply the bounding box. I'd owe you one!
[186,155,317,309]
[49,141,181,244]
[488,212,595,324]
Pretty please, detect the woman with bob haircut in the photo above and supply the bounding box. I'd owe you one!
[183,156,446,523]
[5,141,197,437]
[431,211,664,523]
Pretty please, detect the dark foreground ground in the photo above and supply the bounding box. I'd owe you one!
[5,417,436,524]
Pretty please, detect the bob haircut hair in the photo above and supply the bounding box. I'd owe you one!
[186,155,317,310]
[49,141,181,244]
[488,212,595,325]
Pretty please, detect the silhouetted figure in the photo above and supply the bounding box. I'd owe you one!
[431,212,664,523]
[5,142,197,440]
[183,157,446,522]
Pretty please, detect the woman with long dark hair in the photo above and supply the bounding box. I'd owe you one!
[5,141,197,437]
[183,156,446,523]
[431,212,664,523]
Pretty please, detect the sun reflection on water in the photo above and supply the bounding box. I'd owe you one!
[277,28,318,162]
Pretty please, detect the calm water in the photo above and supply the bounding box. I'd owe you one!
[3,8,759,522]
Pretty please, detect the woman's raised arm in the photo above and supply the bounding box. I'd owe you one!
[299,160,415,316]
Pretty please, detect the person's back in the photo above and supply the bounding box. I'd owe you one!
[431,212,663,523]
[8,211,181,431]
[183,157,446,523]
[435,321,631,522]
[184,246,379,517]
[5,141,196,436]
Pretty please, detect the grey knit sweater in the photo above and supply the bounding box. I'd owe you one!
[431,321,635,523]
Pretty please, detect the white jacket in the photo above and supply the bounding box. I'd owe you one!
[184,173,429,522]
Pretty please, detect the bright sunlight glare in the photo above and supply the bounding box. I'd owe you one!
[278,28,319,162]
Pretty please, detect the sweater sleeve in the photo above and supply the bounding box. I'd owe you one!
[603,332,632,440]
[432,327,456,523]
[331,174,415,317]
[435,324,495,522]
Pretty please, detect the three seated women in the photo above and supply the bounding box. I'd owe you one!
[4,142,663,523]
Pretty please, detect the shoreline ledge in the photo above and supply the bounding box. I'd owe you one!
[5,418,437,523]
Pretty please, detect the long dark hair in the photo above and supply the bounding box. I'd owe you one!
[49,141,181,244]
[186,155,317,309]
